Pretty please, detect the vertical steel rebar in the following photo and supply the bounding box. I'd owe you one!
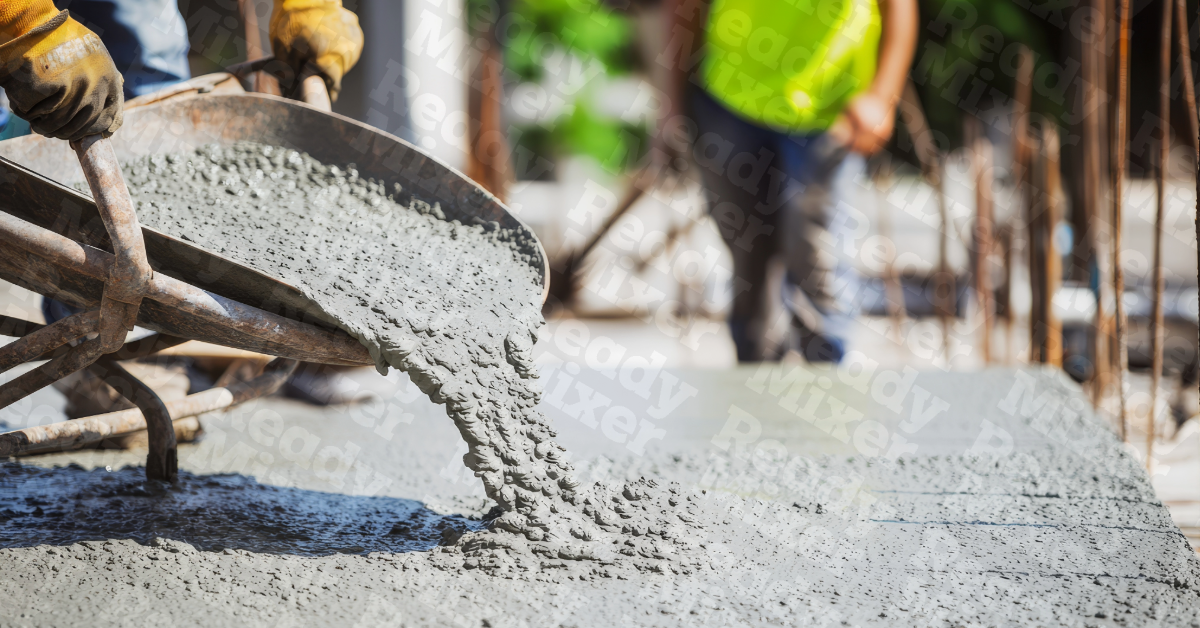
[1047,123,1065,366]
[467,14,513,203]
[1013,46,1034,362]
[1028,127,1045,363]
[898,83,953,362]
[1177,0,1200,155]
[1177,0,1200,404]
[1150,0,1172,469]
[1032,122,1064,365]
[873,161,907,343]
[1000,224,1016,363]
[967,117,995,363]
[1113,0,1133,441]
[1085,0,1112,406]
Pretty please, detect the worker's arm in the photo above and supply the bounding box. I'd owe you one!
[829,0,918,155]
[270,0,364,102]
[0,0,123,140]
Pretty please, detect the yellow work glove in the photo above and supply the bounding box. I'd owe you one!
[270,0,363,102]
[0,2,123,140]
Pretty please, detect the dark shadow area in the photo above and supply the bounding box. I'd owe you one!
[0,462,486,556]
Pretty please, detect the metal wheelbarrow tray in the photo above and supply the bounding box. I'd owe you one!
[0,93,548,480]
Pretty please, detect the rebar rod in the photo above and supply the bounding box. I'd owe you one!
[1149,0,1172,470]
[1113,0,1133,441]
[898,83,953,361]
[967,117,995,363]
[1013,46,1035,363]
[1045,123,1064,366]
[1030,123,1064,365]
[1086,0,1111,407]
[1177,0,1200,403]
[1178,0,1200,155]
[1029,126,1046,363]
[1000,225,1016,363]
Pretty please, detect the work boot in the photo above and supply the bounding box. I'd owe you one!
[795,331,846,364]
[282,363,375,406]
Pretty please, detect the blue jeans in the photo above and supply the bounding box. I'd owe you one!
[690,87,864,363]
[0,0,190,138]
[1,0,191,316]
[58,0,191,98]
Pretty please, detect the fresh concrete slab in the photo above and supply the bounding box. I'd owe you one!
[2,365,1198,627]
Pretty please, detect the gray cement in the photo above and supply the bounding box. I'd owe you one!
[0,143,1197,626]
[118,143,703,578]
[3,365,1200,626]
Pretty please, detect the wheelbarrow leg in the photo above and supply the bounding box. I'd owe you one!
[86,359,177,483]
[0,135,173,481]
[88,331,190,483]
[0,313,189,481]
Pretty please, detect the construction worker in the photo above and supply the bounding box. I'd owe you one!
[0,0,363,141]
[658,0,917,363]
[0,0,367,407]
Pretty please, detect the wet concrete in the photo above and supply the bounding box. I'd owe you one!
[0,464,483,556]
[2,366,1198,626]
[0,143,1197,625]
[117,143,702,577]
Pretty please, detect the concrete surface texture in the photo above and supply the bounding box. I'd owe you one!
[122,143,708,577]
[1,144,1198,626]
[2,365,1198,627]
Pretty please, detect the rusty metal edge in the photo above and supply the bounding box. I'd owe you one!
[142,91,552,305]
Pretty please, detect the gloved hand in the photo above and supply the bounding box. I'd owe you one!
[0,2,123,140]
[270,0,363,102]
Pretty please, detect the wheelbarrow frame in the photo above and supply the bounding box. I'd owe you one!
[0,88,548,482]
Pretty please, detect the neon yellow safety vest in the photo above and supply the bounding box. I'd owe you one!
[700,0,882,132]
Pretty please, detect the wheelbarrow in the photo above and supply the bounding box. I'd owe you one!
[0,74,548,482]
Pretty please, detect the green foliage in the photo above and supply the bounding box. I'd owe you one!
[510,0,632,76]
[911,0,1062,148]
[558,2,633,71]
[554,103,648,173]
[492,0,639,174]
[510,125,556,180]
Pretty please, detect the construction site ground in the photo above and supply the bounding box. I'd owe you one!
[1,310,1199,625]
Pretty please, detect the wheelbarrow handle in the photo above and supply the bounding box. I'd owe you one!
[301,74,332,112]
[223,55,278,78]
[224,55,332,111]
[65,134,177,481]
[70,136,153,308]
